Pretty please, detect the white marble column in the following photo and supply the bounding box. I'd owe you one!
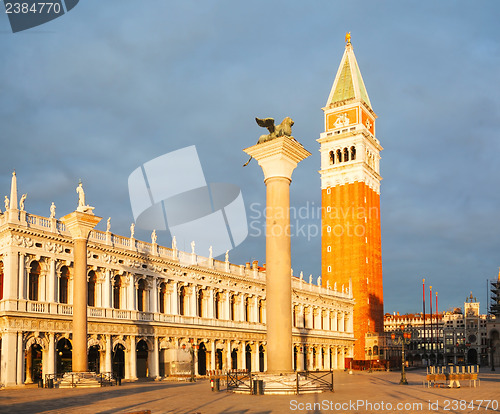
[129,336,137,380]
[210,341,216,372]
[150,337,160,379]
[17,253,25,301]
[47,333,55,375]
[317,346,323,370]
[102,270,111,308]
[226,341,232,370]
[170,282,178,315]
[190,286,197,317]
[251,343,259,373]
[17,331,24,385]
[224,291,230,320]
[207,289,214,319]
[297,346,304,371]
[1,332,18,386]
[128,276,136,311]
[47,259,56,303]
[150,278,158,314]
[105,335,112,373]
[324,347,331,370]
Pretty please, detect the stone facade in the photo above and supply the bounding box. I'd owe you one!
[0,183,355,387]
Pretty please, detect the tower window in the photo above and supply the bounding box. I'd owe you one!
[327,226,331,233]
[343,148,349,162]
[327,188,331,194]
[327,246,331,252]
[350,146,356,160]
[329,151,335,165]
[336,149,342,163]
[327,266,331,272]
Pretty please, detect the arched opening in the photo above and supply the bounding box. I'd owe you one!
[244,297,250,322]
[231,348,238,370]
[343,147,349,162]
[137,279,146,312]
[373,345,379,356]
[113,275,122,309]
[56,338,72,374]
[159,282,166,313]
[0,260,4,300]
[215,348,223,370]
[259,345,265,372]
[197,342,207,375]
[28,261,40,301]
[136,340,149,378]
[258,299,263,323]
[467,348,478,365]
[59,266,69,304]
[312,348,317,370]
[197,289,203,317]
[215,292,220,319]
[245,344,252,372]
[112,343,125,379]
[350,146,356,160]
[88,345,100,373]
[230,295,236,321]
[336,149,342,163]
[329,151,335,165]
[25,343,43,383]
[87,271,96,307]
[179,286,186,316]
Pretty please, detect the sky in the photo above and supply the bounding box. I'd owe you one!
[1,0,499,315]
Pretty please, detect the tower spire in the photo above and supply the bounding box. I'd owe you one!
[9,171,18,210]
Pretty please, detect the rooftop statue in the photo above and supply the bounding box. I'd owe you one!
[243,116,295,166]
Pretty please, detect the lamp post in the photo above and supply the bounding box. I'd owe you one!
[391,324,411,385]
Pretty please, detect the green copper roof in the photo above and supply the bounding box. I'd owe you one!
[327,44,372,109]
[331,58,355,103]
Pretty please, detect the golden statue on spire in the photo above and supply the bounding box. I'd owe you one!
[345,31,351,45]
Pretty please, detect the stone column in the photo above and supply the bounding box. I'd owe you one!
[105,335,112,373]
[170,282,178,315]
[244,137,310,374]
[1,331,18,386]
[60,211,101,372]
[25,346,33,383]
[47,333,55,375]
[226,341,232,370]
[129,336,137,380]
[297,346,305,371]
[17,331,24,385]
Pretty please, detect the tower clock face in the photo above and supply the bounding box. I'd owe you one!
[468,334,477,344]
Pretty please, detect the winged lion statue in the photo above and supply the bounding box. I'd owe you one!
[243,117,295,166]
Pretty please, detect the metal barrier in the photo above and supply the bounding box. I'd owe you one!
[297,371,334,394]
[226,369,252,393]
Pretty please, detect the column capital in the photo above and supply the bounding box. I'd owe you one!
[243,136,311,182]
[60,211,102,240]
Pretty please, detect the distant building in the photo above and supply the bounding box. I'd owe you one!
[385,293,497,367]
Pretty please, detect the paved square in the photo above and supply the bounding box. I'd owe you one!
[0,369,499,413]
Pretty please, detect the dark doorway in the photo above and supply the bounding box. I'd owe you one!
[231,349,237,370]
[197,342,207,375]
[56,338,72,374]
[293,346,298,371]
[467,348,478,365]
[259,345,265,372]
[215,349,223,370]
[245,344,251,372]
[112,344,125,379]
[136,340,148,377]
[88,345,100,373]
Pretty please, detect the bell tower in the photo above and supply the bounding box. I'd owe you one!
[318,34,384,361]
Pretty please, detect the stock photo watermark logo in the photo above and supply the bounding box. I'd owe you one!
[128,146,248,258]
[3,0,79,33]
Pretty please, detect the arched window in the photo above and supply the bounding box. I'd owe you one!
[137,279,146,312]
[0,260,4,301]
[197,289,203,317]
[215,292,220,319]
[350,146,356,160]
[343,147,349,162]
[230,294,235,321]
[244,297,250,322]
[258,299,263,323]
[336,149,342,163]
[159,283,166,313]
[179,286,186,316]
[29,261,40,301]
[87,271,96,307]
[113,276,121,309]
[329,151,335,165]
[59,266,69,304]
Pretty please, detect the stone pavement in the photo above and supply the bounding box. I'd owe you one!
[0,369,499,414]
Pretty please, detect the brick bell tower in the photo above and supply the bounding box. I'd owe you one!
[318,34,384,361]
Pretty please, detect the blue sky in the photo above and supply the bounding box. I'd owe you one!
[1,1,499,314]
